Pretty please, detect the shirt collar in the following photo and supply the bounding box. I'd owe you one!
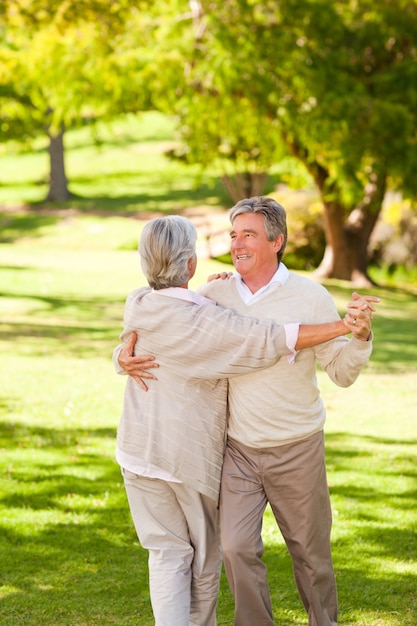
[232,262,289,304]
[152,286,215,306]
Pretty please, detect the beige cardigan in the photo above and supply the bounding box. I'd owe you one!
[114,287,292,502]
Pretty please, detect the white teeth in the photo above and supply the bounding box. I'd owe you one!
[237,255,250,259]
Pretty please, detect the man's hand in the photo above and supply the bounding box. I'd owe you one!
[118,331,159,391]
[344,292,380,341]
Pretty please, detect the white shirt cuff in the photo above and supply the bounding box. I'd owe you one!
[284,322,300,364]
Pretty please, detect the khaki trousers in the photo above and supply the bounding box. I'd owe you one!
[123,470,221,626]
[220,431,338,626]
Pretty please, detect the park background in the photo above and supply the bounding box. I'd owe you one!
[1,2,417,625]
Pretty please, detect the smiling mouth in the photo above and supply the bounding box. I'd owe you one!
[236,254,251,260]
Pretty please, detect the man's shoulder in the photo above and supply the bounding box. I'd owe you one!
[287,271,330,295]
[198,277,236,297]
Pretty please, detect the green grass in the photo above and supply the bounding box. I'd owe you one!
[1,211,416,625]
[1,113,417,624]
[0,112,231,212]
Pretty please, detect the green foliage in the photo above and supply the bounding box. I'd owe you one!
[0,1,152,142]
[134,0,417,199]
[2,0,417,277]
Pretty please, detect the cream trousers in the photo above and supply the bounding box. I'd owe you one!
[123,470,221,626]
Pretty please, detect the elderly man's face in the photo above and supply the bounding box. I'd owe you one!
[229,213,283,284]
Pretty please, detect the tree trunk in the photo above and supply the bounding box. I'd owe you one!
[221,172,268,203]
[314,229,375,287]
[314,174,387,286]
[45,128,71,202]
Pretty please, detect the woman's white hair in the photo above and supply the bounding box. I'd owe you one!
[139,216,197,289]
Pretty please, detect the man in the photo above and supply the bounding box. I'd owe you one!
[117,197,377,626]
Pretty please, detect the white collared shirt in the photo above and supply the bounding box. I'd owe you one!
[232,262,290,304]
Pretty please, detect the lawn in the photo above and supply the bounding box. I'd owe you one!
[0,112,231,213]
[1,113,416,625]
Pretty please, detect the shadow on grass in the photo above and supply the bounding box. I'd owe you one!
[369,317,417,371]
[0,171,286,242]
[263,538,417,625]
[35,181,230,216]
[0,420,154,625]
[0,212,61,243]
[1,421,416,625]
[0,289,125,317]
[260,432,417,624]
[0,176,232,237]
[0,289,125,358]
[1,320,120,358]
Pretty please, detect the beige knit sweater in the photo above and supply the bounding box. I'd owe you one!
[199,272,373,448]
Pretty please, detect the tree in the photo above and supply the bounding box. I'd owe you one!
[0,0,151,201]
[148,0,417,285]
[140,0,289,202]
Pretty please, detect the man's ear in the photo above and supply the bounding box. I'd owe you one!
[273,234,285,251]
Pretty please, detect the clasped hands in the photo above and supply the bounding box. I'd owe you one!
[344,291,379,342]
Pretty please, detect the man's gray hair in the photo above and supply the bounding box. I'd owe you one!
[139,216,197,289]
[229,196,288,262]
